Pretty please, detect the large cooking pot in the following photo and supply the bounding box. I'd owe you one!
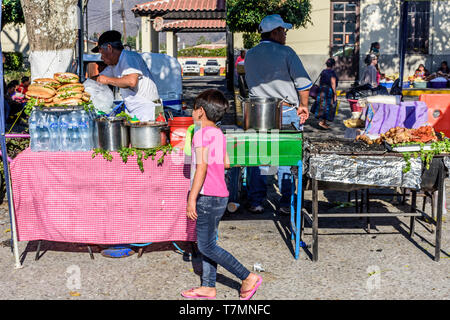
[127,121,168,149]
[240,96,286,130]
[95,117,130,151]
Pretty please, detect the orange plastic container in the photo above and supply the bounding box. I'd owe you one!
[168,117,194,148]
[419,94,450,138]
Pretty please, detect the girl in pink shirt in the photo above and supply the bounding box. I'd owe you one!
[181,89,262,300]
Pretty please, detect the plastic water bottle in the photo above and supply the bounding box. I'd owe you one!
[48,112,60,151]
[59,113,71,151]
[38,112,50,151]
[78,110,93,151]
[29,110,40,151]
[90,110,99,148]
[69,111,82,151]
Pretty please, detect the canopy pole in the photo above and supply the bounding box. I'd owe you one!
[0,8,22,269]
[398,0,409,94]
[78,0,85,82]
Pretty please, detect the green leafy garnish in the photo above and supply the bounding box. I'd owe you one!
[92,144,173,173]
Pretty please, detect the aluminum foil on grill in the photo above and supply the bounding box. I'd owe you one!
[307,154,422,189]
[444,157,450,173]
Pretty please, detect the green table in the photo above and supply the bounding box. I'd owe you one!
[225,130,305,259]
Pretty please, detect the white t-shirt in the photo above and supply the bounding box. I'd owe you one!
[101,50,160,120]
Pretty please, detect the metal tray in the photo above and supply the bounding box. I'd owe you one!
[35,105,85,112]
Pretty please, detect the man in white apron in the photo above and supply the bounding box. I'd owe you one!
[92,30,159,121]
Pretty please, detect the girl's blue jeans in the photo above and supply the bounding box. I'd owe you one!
[196,195,251,287]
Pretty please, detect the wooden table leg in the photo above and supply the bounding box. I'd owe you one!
[312,178,318,262]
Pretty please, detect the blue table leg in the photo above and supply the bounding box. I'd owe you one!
[290,160,304,260]
[296,160,304,259]
[290,175,295,241]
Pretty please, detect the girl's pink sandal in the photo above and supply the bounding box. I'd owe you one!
[181,288,216,299]
[240,275,263,300]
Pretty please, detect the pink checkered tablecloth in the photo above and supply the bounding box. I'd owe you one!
[10,148,196,244]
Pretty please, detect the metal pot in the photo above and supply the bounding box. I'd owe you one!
[95,117,130,151]
[240,96,284,130]
[127,121,168,149]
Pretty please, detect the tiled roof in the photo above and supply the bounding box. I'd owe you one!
[161,19,226,31]
[132,0,226,14]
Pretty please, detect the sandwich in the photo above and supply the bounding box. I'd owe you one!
[81,92,91,102]
[33,78,61,89]
[56,83,84,93]
[26,84,56,100]
[54,72,79,84]
[53,91,84,105]
[54,97,84,106]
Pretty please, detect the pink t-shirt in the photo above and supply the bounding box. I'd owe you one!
[191,126,229,198]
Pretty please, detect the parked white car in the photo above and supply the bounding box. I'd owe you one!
[204,59,221,75]
[183,60,200,75]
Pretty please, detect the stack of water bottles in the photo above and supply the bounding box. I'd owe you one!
[29,109,97,152]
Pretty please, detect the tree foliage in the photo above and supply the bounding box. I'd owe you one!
[1,0,25,29]
[178,47,226,57]
[226,0,312,33]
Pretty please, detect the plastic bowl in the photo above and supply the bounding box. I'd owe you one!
[413,81,428,89]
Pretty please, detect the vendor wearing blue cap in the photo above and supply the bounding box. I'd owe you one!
[91,30,159,121]
[244,14,312,215]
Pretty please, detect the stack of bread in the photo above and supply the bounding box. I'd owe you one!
[25,72,91,107]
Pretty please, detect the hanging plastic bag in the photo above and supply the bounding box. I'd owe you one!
[83,79,114,114]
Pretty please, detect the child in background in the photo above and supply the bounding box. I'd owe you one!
[414,64,429,80]
[17,76,30,95]
[182,89,262,300]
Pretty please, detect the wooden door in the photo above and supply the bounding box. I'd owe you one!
[330,1,360,81]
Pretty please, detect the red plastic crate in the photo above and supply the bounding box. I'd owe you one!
[419,94,450,138]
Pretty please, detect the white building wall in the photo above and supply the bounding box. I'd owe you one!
[1,24,30,57]
[360,0,450,80]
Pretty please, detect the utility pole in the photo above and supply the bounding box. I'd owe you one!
[109,0,113,30]
[120,0,127,44]
[85,0,89,44]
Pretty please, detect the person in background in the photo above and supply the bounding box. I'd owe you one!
[5,80,23,121]
[244,14,311,215]
[17,76,30,95]
[369,42,381,83]
[437,61,450,76]
[369,42,380,59]
[310,58,339,130]
[182,89,262,300]
[361,54,379,88]
[234,49,246,90]
[426,61,450,81]
[414,64,430,80]
[235,50,246,69]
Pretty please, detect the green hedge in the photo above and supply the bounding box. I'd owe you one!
[4,69,30,84]
[178,47,226,57]
[3,52,24,71]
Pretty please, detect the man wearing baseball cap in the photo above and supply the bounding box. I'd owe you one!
[244,14,312,215]
[91,30,159,121]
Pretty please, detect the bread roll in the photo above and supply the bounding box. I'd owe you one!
[33,78,61,89]
[54,72,79,84]
[57,83,84,93]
